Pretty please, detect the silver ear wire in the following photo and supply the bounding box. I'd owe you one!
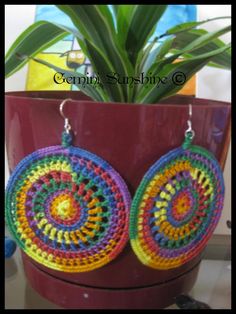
[59,99,73,133]
[184,104,195,140]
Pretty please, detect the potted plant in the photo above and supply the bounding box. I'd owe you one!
[5,5,231,309]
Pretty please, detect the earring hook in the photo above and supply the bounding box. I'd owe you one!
[59,98,72,133]
[184,104,195,140]
[189,103,192,118]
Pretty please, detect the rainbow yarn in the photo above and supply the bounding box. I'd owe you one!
[5,132,131,272]
[130,136,225,270]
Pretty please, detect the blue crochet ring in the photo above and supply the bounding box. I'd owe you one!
[5,237,17,258]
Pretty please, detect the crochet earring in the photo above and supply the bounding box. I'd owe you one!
[129,104,225,270]
[5,99,131,272]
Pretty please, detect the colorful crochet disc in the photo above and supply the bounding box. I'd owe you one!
[5,132,131,272]
[130,138,224,270]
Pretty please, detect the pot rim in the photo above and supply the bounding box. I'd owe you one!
[5,91,231,108]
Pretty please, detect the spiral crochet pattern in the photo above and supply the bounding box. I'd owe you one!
[130,137,224,270]
[5,132,131,272]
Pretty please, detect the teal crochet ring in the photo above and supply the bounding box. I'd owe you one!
[5,132,131,272]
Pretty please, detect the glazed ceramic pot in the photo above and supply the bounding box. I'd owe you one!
[5,91,231,309]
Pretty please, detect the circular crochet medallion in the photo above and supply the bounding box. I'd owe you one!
[5,137,131,272]
[130,142,224,270]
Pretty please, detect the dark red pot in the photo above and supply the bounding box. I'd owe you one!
[5,91,231,309]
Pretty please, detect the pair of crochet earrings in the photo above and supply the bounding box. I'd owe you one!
[5,99,225,272]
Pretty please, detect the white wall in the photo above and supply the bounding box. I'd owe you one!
[197,5,231,103]
[5,5,36,91]
[5,5,231,234]
[197,5,231,234]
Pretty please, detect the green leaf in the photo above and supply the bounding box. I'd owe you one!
[56,5,93,42]
[136,44,231,103]
[134,37,174,100]
[5,21,69,78]
[142,25,231,80]
[142,37,174,74]
[182,25,231,52]
[110,4,119,18]
[206,61,229,69]
[136,37,158,74]
[134,36,158,100]
[83,39,125,102]
[29,56,107,102]
[173,29,231,69]
[57,5,134,102]
[161,16,231,37]
[116,5,138,46]
[170,49,231,69]
[125,5,167,65]
[96,5,116,34]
